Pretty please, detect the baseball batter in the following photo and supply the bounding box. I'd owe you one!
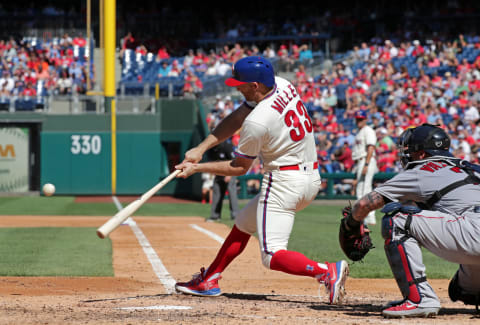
[347,123,480,318]
[351,110,378,225]
[174,56,349,304]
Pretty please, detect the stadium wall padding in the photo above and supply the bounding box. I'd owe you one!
[0,99,208,199]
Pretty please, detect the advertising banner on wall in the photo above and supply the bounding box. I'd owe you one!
[0,128,29,192]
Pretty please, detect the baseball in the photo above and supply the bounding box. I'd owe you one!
[42,183,55,196]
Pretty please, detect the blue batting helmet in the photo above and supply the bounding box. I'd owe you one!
[225,56,275,87]
[354,110,367,119]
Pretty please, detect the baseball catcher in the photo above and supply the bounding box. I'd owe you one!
[339,203,373,261]
[341,123,480,318]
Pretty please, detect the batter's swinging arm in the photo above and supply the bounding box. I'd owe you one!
[96,170,181,238]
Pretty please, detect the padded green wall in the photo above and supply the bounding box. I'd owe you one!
[18,99,209,197]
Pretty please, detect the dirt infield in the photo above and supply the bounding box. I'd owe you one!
[0,216,478,324]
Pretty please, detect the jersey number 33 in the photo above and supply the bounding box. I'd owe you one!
[284,100,313,142]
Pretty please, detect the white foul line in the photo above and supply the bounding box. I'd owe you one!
[112,196,176,294]
[189,224,225,244]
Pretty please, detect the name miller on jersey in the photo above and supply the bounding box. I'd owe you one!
[271,84,298,114]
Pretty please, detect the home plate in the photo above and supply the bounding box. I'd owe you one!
[117,305,192,311]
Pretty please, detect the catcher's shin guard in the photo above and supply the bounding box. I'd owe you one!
[384,239,425,303]
[382,206,425,304]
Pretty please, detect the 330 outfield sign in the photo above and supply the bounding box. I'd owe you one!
[70,134,102,155]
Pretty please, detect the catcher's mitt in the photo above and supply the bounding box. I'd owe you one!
[339,205,374,261]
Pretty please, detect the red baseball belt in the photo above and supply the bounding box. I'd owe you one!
[279,161,319,171]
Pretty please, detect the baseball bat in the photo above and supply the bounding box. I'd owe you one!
[96,169,181,239]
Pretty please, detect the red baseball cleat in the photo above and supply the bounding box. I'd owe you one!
[382,299,439,318]
[175,267,222,297]
[324,260,349,304]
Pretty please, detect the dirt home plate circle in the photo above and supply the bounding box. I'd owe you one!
[42,183,56,196]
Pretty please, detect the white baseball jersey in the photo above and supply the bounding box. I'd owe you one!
[352,124,378,223]
[352,125,377,161]
[233,76,322,268]
[235,76,318,170]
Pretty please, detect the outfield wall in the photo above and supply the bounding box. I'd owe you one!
[0,99,209,199]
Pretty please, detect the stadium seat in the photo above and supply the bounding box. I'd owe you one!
[15,98,35,111]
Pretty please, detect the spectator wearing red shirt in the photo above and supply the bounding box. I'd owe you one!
[397,42,408,57]
[473,55,480,70]
[458,126,476,147]
[183,69,203,98]
[453,91,470,110]
[192,49,206,66]
[73,35,87,47]
[411,108,427,125]
[468,74,480,91]
[300,85,314,105]
[295,64,308,83]
[333,141,354,172]
[23,72,37,86]
[122,32,135,50]
[379,46,391,63]
[376,146,397,172]
[325,115,339,134]
[157,46,170,60]
[347,81,366,97]
[22,82,37,97]
[135,45,148,56]
[411,40,425,57]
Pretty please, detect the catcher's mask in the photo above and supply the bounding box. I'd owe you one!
[398,123,452,168]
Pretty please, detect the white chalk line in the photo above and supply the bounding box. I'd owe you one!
[189,224,225,244]
[112,196,176,294]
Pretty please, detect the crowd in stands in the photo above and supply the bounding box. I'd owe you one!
[119,29,318,98]
[0,34,93,109]
[203,34,480,196]
[293,34,480,176]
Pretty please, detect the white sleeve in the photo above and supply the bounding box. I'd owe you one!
[366,128,377,146]
[235,120,267,159]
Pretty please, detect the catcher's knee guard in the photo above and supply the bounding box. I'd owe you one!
[449,270,480,309]
[381,202,421,239]
[382,203,425,303]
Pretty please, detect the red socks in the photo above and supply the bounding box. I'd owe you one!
[204,225,250,279]
[270,249,328,278]
[203,228,327,281]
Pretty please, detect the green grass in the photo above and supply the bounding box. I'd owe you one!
[0,227,113,276]
[0,196,216,216]
[0,196,458,278]
[215,203,458,279]
[0,197,118,216]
